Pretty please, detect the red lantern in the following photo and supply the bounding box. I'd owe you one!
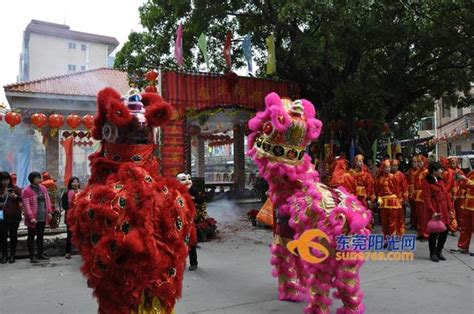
[82,115,94,129]
[144,85,158,93]
[31,113,47,128]
[48,114,64,129]
[145,70,158,81]
[5,112,22,128]
[66,114,81,129]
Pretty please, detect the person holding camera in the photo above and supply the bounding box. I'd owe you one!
[0,172,23,264]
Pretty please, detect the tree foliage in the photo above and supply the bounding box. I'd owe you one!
[115,0,474,154]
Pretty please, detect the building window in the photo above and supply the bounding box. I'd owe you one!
[69,42,76,49]
[68,64,76,72]
[455,145,462,155]
[81,44,87,51]
[441,96,451,118]
[81,65,86,71]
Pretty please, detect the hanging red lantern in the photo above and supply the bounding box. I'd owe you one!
[82,115,94,129]
[48,114,64,129]
[66,114,82,129]
[5,112,22,128]
[145,70,158,81]
[31,113,47,128]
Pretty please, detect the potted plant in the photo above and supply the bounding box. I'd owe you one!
[247,209,259,226]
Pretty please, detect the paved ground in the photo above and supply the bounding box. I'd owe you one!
[0,199,473,314]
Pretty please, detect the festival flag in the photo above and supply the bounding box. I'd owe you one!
[62,136,74,185]
[16,140,32,188]
[395,141,402,154]
[349,138,355,164]
[371,139,378,162]
[224,31,232,70]
[242,33,253,73]
[387,138,392,159]
[174,23,184,67]
[266,35,276,74]
[197,33,209,69]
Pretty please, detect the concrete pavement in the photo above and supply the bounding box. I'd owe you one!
[0,199,473,314]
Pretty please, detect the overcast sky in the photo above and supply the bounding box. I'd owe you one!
[0,0,145,105]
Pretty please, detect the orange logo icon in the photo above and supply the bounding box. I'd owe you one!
[287,229,330,264]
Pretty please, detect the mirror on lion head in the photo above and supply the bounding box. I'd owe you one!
[91,87,173,145]
[247,92,323,165]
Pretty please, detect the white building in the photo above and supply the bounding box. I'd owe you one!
[19,20,119,81]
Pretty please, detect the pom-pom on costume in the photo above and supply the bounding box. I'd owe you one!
[247,93,372,314]
[68,87,195,314]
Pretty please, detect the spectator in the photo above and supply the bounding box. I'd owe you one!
[422,162,451,262]
[22,172,54,263]
[0,172,23,264]
[61,176,81,259]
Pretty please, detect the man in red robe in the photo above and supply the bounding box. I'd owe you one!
[442,157,461,234]
[413,155,429,240]
[350,154,375,208]
[454,171,474,255]
[376,160,402,238]
[407,156,419,230]
[391,159,408,235]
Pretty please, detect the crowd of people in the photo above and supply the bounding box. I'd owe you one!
[325,153,473,262]
[0,171,81,264]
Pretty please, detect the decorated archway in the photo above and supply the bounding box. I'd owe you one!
[157,69,294,192]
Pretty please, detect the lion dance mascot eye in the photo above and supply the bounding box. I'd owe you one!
[247,93,372,314]
[68,87,195,314]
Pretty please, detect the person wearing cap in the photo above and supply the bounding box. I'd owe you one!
[22,172,54,263]
[422,162,452,262]
[350,154,375,209]
[391,159,408,235]
[376,160,402,239]
[452,171,474,255]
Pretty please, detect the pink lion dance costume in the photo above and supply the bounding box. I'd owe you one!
[247,93,372,314]
[69,87,195,314]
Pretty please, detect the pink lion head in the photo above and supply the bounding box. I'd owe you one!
[247,92,322,165]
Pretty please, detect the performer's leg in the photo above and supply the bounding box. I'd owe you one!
[458,209,473,251]
[334,259,365,314]
[398,206,405,235]
[388,208,399,236]
[409,200,417,229]
[271,243,304,302]
[379,208,389,237]
[304,267,332,314]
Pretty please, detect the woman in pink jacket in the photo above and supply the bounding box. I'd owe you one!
[22,172,53,263]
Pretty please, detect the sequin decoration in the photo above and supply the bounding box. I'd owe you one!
[162,186,169,195]
[168,267,177,277]
[131,155,143,162]
[144,175,153,183]
[121,221,130,234]
[87,208,95,220]
[176,196,184,208]
[175,217,183,231]
[118,197,126,208]
[96,259,107,271]
[90,233,99,245]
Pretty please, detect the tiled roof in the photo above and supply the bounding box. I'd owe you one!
[4,68,130,97]
[26,20,119,48]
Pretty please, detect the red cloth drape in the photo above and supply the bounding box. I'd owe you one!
[62,136,74,184]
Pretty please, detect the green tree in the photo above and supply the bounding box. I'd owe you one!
[115,0,473,154]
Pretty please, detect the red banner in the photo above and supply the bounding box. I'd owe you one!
[161,70,291,111]
[62,136,74,184]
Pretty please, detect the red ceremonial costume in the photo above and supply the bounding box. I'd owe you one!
[413,156,429,238]
[391,159,408,235]
[328,157,356,193]
[350,155,375,208]
[376,160,402,237]
[443,157,463,231]
[68,88,195,314]
[457,171,474,252]
[407,157,419,228]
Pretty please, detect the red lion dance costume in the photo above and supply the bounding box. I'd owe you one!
[247,93,372,314]
[69,87,195,314]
